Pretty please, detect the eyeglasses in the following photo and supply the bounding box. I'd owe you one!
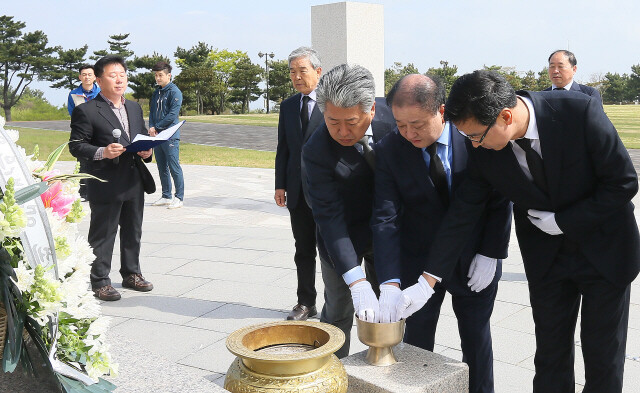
[458,122,494,144]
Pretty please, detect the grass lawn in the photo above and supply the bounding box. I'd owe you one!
[7,105,640,167]
[603,105,640,148]
[183,113,279,127]
[11,127,275,169]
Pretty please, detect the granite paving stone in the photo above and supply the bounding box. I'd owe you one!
[170,260,294,283]
[110,319,227,362]
[100,293,224,324]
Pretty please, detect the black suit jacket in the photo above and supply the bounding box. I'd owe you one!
[275,92,324,209]
[427,90,640,287]
[372,125,512,289]
[69,95,153,203]
[302,105,395,275]
[545,82,602,102]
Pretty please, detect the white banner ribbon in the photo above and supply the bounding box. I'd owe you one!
[0,127,58,278]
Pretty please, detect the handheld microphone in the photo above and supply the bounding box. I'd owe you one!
[112,129,122,165]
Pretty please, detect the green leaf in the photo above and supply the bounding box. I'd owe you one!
[14,182,49,205]
[43,141,70,172]
[57,374,117,393]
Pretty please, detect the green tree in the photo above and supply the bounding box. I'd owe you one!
[0,15,58,121]
[91,33,135,71]
[175,41,211,68]
[268,59,296,105]
[208,49,246,114]
[520,70,538,90]
[229,57,262,113]
[174,42,220,114]
[536,67,551,91]
[483,65,523,90]
[128,52,171,101]
[43,45,88,90]
[628,64,640,102]
[425,60,458,96]
[601,72,631,104]
[384,62,419,94]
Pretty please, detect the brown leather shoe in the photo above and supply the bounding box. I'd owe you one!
[286,304,317,321]
[122,273,154,292]
[93,285,121,301]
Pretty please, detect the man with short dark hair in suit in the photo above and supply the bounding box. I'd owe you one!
[425,70,638,393]
[373,74,512,393]
[275,46,324,321]
[69,55,155,302]
[303,64,395,358]
[545,50,601,101]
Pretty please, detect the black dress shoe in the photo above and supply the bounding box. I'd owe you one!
[286,304,317,321]
[122,273,154,292]
[93,285,121,301]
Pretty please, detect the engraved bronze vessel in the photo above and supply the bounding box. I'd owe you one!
[224,321,347,393]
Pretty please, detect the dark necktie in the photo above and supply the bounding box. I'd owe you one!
[356,136,376,170]
[427,143,449,207]
[301,96,310,133]
[553,87,566,91]
[515,138,548,194]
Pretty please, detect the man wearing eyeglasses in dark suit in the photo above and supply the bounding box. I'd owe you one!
[424,70,638,393]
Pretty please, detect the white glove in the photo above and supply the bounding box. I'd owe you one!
[467,254,497,292]
[398,275,435,320]
[528,209,563,235]
[378,284,403,323]
[349,280,380,323]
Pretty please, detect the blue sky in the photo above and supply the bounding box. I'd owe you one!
[2,0,638,107]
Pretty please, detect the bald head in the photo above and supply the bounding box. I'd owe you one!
[386,73,445,115]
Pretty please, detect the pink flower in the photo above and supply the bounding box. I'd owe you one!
[41,170,61,181]
[40,181,77,218]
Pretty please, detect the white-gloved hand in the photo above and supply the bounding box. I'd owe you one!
[378,284,403,323]
[528,209,563,235]
[398,275,435,320]
[349,280,380,323]
[467,254,498,292]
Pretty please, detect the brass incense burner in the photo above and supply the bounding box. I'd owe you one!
[224,321,347,393]
[356,317,405,366]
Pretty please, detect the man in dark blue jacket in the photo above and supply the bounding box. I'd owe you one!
[149,61,184,209]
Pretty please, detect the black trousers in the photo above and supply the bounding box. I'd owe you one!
[528,251,630,393]
[288,193,317,307]
[88,194,144,289]
[404,278,499,393]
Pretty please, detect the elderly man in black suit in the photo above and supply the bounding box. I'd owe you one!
[69,55,155,301]
[372,74,512,393]
[545,50,601,101]
[275,47,324,321]
[418,70,638,393]
[303,64,395,358]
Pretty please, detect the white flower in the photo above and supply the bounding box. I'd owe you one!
[25,156,44,173]
[86,316,111,337]
[12,260,35,292]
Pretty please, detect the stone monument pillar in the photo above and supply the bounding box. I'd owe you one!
[311,2,385,97]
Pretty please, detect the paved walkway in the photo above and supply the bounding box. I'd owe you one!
[45,161,638,393]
